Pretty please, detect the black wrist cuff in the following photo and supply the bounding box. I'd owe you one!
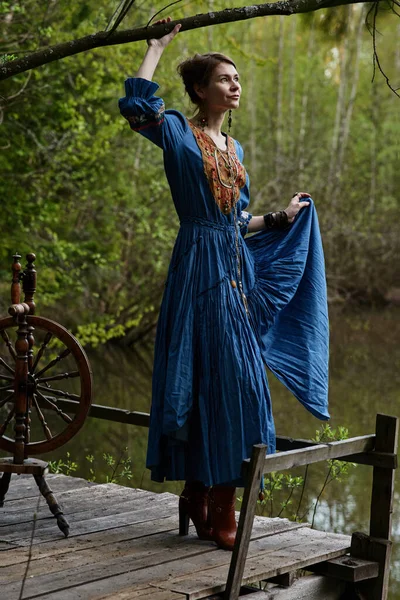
[263,211,289,230]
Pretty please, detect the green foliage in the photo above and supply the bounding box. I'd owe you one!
[238,424,356,525]
[48,451,78,476]
[49,447,133,484]
[0,3,399,343]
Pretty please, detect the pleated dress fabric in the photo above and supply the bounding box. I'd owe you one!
[119,77,330,487]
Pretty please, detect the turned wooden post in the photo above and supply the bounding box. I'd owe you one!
[8,254,36,463]
[12,310,29,464]
[351,414,399,600]
[11,253,21,305]
[22,253,36,443]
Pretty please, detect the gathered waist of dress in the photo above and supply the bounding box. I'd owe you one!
[179,216,236,232]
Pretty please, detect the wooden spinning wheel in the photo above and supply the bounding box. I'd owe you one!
[0,316,92,455]
[0,253,93,536]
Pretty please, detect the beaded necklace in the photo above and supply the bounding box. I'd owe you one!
[188,121,246,216]
[188,120,249,315]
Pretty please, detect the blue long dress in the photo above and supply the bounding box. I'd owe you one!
[119,77,329,487]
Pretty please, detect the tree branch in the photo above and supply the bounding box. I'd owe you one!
[0,0,372,81]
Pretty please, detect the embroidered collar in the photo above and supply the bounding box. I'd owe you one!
[188,121,246,215]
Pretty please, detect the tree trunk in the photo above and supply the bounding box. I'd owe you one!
[326,7,351,200]
[288,17,297,166]
[297,15,316,186]
[335,5,365,194]
[275,15,285,183]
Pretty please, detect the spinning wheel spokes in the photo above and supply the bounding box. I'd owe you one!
[32,394,53,440]
[0,406,15,437]
[35,348,71,379]
[36,385,80,401]
[0,316,92,455]
[34,389,73,424]
[37,371,79,383]
[0,330,16,361]
[0,384,14,393]
[0,374,14,382]
[31,331,52,373]
[0,357,14,376]
[0,391,14,409]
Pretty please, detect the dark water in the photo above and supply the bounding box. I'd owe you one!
[2,308,400,597]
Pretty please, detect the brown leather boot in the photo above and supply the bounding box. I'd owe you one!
[179,481,213,541]
[209,486,237,551]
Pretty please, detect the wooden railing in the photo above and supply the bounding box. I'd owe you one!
[52,399,398,600]
[226,413,398,600]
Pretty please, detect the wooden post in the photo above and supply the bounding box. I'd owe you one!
[351,414,398,600]
[369,414,398,540]
[12,311,29,464]
[225,444,267,600]
[22,253,36,443]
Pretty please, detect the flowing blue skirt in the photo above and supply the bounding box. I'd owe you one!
[146,201,329,486]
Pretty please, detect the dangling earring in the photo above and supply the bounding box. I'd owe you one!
[198,115,208,131]
[227,109,232,134]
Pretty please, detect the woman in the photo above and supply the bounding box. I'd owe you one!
[119,19,329,551]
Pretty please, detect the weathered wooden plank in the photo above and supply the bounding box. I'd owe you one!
[308,554,379,582]
[97,588,186,600]
[0,527,216,587]
[338,451,397,469]
[0,541,19,551]
[242,436,376,476]
[0,530,218,598]
[0,490,176,532]
[0,514,306,582]
[233,575,346,599]
[1,481,151,513]
[0,526,343,600]
[157,528,351,599]
[1,474,93,502]
[0,513,305,568]
[351,532,392,600]
[1,483,153,521]
[1,495,180,545]
[0,514,180,566]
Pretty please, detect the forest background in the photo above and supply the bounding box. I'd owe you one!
[0,0,399,348]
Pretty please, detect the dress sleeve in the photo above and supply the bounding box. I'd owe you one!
[118,77,188,151]
[238,210,252,236]
[234,140,252,236]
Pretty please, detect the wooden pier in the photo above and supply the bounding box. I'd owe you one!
[0,473,364,600]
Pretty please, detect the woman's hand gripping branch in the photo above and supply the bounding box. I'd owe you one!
[135,17,181,81]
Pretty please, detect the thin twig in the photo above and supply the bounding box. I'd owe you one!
[146,0,184,28]
[105,0,137,34]
[19,492,41,600]
[367,0,400,98]
[294,465,308,521]
[277,487,294,518]
[311,465,332,528]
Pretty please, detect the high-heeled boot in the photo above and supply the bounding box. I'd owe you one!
[209,486,237,551]
[179,481,213,541]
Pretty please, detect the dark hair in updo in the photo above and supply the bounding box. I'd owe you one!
[177,53,237,106]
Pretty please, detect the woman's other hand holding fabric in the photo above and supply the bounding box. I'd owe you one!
[285,192,311,223]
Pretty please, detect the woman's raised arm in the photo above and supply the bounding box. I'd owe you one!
[135,18,181,81]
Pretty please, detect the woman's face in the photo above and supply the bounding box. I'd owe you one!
[195,62,241,113]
